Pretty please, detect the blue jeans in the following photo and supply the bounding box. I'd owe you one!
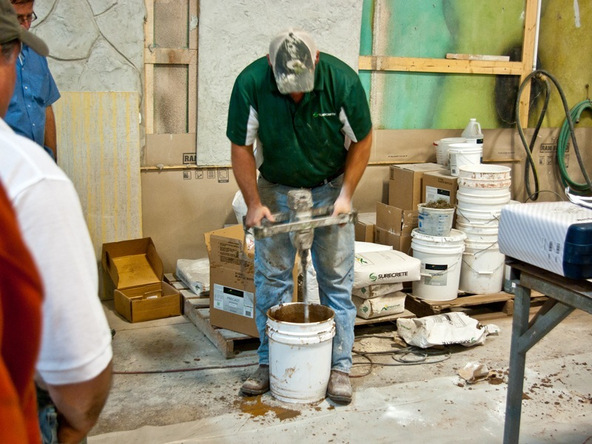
[254,175,356,373]
[37,385,87,444]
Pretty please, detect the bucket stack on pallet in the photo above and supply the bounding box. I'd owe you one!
[456,164,512,295]
[411,202,465,302]
[409,164,513,303]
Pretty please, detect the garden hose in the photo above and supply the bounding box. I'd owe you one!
[557,99,592,194]
[515,69,591,199]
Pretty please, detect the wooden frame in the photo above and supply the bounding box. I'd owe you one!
[359,0,539,126]
[144,0,199,134]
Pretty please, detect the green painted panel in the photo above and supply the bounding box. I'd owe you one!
[358,0,591,130]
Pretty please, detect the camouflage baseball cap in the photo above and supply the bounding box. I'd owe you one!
[0,0,48,56]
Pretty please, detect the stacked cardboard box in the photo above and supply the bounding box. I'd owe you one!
[374,202,417,254]
[422,170,458,206]
[102,238,181,323]
[355,212,376,242]
[204,225,298,337]
[388,163,443,210]
[379,163,444,252]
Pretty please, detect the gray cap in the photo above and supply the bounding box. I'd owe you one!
[269,28,317,95]
[0,0,48,56]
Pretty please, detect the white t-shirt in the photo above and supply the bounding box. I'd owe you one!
[0,119,112,385]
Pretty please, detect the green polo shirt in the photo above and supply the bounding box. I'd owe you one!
[227,52,372,188]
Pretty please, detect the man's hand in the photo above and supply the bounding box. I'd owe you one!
[331,194,352,217]
[245,204,275,228]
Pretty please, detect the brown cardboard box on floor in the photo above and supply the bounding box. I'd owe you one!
[388,163,444,210]
[102,237,182,322]
[205,225,298,338]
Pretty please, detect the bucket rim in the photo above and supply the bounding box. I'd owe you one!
[411,227,466,242]
[417,202,456,213]
[267,302,335,324]
[458,164,511,175]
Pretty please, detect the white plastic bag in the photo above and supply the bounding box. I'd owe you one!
[396,312,499,349]
[176,258,210,295]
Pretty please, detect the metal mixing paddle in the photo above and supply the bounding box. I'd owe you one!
[251,189,356,323]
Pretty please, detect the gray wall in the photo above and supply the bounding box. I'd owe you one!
[197,0,364,165]
[36,0,145,94]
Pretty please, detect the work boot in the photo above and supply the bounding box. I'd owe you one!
[326,370,352,405]
[240,365,270,396]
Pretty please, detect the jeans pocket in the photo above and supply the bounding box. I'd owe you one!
[39,405,59,444]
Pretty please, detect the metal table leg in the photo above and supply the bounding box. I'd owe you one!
[503,283,576,443]
[503,283,531,444]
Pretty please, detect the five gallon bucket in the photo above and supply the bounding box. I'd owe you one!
[267,302,335,403]
[411,228,466,301]
[457,164,511,181]
[435,137,467,167]
[460,241,505,294]
[456,189,511,208]
[417,203,455,236]
[449,143,483,176]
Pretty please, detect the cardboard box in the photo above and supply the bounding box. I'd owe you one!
[374,226,412,254]
[376,202,418,235]
[422,171,458,205]
[388,163,443,210]
[204,225,300,338]
[355,212,376,242]
[114,282,181,323]
[102,237,181,322]
[204,225,257,337]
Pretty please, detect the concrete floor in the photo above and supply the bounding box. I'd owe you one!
[88,300,592,444]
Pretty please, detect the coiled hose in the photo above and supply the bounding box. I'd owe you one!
[557,99,592,194]
[515,69,592,199]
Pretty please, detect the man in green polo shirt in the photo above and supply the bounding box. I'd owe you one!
[227,28,372,405]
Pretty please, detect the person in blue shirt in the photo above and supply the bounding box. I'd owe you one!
[5,0,60,161]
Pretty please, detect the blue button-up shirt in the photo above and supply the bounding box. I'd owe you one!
[5,44,60,148]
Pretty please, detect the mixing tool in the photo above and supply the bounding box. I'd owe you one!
[250,189,356,322]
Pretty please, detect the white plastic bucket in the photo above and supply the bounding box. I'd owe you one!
[449,143,483,176]
[417,203,455,236]
[460,241,505,294]
[411,228,466,301]
[456,221,499,243]
[435,137,466,167]
[458,177,512,190]
[458,164,511,180]
[456,207,501,227]
[456,189,511,208]
[267,302,335,403]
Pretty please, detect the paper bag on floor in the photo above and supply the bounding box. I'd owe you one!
[396,312,500,349]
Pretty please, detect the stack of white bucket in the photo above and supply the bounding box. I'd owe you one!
[455,164,512,294]
[434,118,484,175]
[411,204,466,302]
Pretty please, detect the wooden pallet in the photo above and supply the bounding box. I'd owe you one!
[184,295,417,358]
[184,299,258,358]
[405,291,547,321]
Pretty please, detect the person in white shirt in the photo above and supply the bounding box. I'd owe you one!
[0,2,113,442]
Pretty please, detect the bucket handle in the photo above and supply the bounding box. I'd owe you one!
[420,260,462,278]
[462,259,505,275]
[456,208,500,225]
